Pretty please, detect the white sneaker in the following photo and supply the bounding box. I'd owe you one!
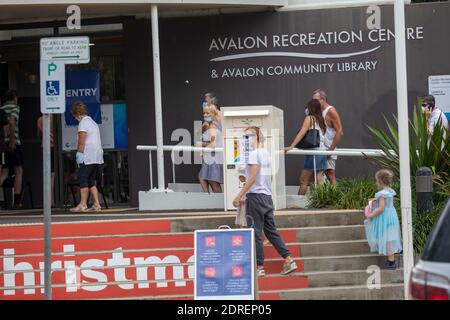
[257,268,266,277]
[281,261,298,275]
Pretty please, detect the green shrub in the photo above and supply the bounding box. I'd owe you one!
[366,102,450,189]
[308,177,383,210]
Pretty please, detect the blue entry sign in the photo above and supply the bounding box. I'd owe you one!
[194,228,255,300]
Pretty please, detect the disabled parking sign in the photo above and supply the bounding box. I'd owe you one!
[194,228,256,300]
[46,81,60,96]
[40,61,65,113]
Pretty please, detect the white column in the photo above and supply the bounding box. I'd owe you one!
[151,4,165,190]
[394,0,414,300]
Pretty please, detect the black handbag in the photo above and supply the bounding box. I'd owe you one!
[296,117,320,149]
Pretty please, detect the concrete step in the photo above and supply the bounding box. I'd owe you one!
[258,274,308,291]
[299,240,369,257]
[1,224,367,245]
[260,283,405,300]
[0,219,173,239]
[1,239,372,260]
[295,225,366,242]
[0,242,301,260]
[171,210,365,232]
[261,269,403,288]
[304,269,404,288]
[100,269,404,300]
[264,254,403,274]
[104,269,403,300]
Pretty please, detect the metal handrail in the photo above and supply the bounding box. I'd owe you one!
[136,144,389,189]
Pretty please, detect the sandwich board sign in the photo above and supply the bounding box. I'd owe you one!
[194,228,256,300]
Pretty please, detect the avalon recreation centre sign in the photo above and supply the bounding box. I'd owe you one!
[208,27,424,79]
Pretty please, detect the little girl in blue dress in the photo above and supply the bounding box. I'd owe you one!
[364,169,403,269]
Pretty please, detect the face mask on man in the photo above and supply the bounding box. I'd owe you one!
[422,103,431,114]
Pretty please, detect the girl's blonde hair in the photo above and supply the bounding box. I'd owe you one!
[245,126,265,143]
[203,104,219,121]
[71,101,88,118]
[375,169,394,187]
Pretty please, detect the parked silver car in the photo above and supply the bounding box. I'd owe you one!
[409,198,450,300]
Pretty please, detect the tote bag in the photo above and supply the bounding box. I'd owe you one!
[296,117,320,149]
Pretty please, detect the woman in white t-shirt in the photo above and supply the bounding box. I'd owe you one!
[69,101,104,212]
[232,126,297,277]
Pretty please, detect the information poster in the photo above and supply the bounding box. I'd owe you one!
[62,103,128,151]
[429,75,450,120]
[194,229,255,300]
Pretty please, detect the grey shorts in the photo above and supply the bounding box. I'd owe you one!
[326,156,337,171]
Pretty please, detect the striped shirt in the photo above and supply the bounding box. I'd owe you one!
[1,101,21,145]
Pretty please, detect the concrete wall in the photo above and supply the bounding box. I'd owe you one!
[123,3,450,206]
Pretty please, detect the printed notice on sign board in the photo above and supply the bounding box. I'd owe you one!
[429,75,450,119]
[194,229,255,300]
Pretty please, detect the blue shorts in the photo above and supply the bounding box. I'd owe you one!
[303,155,327,171]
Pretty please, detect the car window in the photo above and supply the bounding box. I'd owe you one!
[422,199,450,263]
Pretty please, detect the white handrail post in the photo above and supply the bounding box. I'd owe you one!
[151,4,165,190]
[149,150,153,190]
[171,150,176,185]
[313,155,317,188]
[394,0,414,300]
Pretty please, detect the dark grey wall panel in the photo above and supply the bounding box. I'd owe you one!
[124,3,450,206]
[123,19,155,205]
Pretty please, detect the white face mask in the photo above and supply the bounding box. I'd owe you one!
[243,134,257,151]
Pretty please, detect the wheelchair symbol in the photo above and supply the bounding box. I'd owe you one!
[46,81,60,96]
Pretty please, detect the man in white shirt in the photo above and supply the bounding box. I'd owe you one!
[312,89,343,186]
[422,95,449,137]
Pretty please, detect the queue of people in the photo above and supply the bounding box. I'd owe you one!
[285,89,343,194]
[0,90,24,209]
[0,89,104,212]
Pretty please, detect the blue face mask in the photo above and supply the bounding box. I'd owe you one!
[204,117,212,123]
[305,108,310,116]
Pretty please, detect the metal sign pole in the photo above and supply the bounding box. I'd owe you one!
[151,4,166,190]
[40,36,89,300]
[394,0,414,300]
[43,113,52,300]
